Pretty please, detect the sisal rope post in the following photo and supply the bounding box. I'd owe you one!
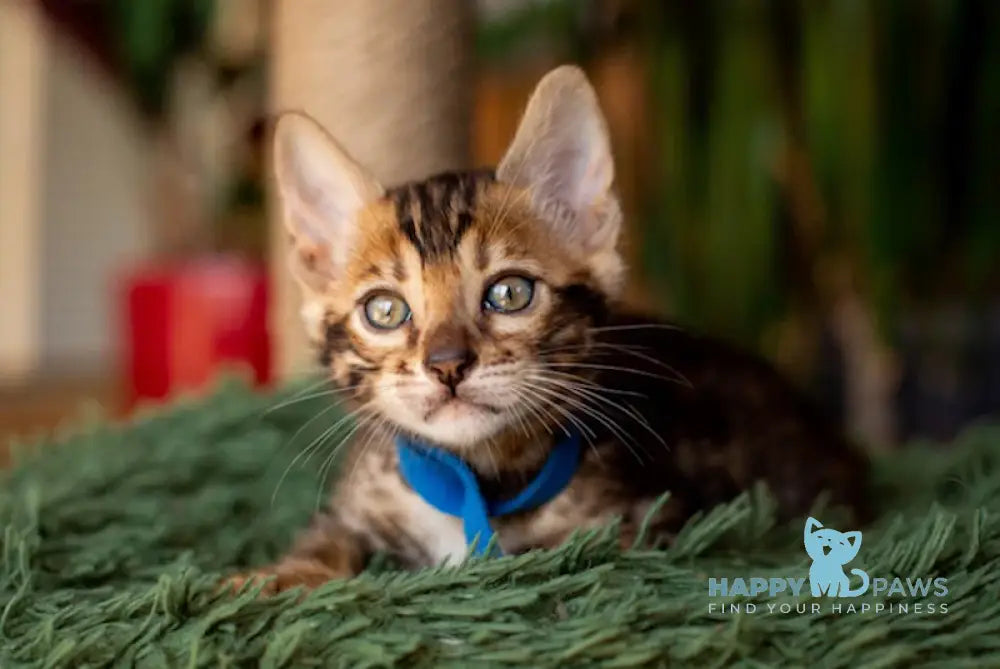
[269,0,473,377]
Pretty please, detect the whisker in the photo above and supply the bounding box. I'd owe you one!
[535,361,692,387]
[483,435,501,478]
[514,390,557,437]
[524,382,636,447]
[317,410,378,484]
[586,323,682,333]
[511,404,531,441]
[315,412,383,512]
[544,342,674,371]
[261,385,362,416]
[264,376,423,417]
[540,341,653,355]
[270,403,373,507]
[531,372,654,429]
[524,370,647,398]
[515,383,596,438]
[341,414,390,488]
[531,373,667,450]
[515,385,601,461]
[281,403,338,456]
[478,384,552,440]
[525,381,648,465]
[539,343,693,389]
[300,406,370,468]
[284,374,336,399]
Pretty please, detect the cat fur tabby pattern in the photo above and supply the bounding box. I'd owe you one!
[226,66,869,594]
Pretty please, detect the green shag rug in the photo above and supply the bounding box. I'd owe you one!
[2,381,1000,668]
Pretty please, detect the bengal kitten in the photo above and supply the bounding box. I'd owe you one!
[229,66,868,593]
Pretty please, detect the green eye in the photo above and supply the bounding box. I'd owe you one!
[363,293,411,330]
[484,276,534,313]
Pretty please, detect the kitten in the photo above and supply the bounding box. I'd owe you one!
[228,66,868,593]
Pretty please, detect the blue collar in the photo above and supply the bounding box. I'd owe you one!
[395,431,582,557]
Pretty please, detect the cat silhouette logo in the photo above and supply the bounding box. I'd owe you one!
[804,517,870,597]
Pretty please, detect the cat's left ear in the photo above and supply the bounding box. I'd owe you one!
[272,111,384,294]
[497,65,623,293]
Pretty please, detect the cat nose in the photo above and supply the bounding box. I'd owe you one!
[423,324,476,391]
[424,348,475,390]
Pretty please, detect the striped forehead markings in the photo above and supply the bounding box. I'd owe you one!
[388,169,495,262]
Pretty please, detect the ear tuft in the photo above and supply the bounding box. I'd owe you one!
[497,66,620,261]
[273,112,383,290]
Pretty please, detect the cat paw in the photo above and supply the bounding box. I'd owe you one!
[218,570,280,596]
[219,559,339,597]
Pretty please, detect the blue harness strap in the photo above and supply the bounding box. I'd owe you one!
[395,431,582,556]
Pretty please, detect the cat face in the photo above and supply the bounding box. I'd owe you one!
[804,517,862,564]
[273,66,624,449]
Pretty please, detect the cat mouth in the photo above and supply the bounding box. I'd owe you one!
[423,397,501,421]
[822,545,832,556]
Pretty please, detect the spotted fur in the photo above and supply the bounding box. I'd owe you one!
[226,66,868,594]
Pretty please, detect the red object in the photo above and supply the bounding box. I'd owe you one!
[121,257,270,408]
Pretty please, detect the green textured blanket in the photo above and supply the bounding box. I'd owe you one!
[2,381,999,668]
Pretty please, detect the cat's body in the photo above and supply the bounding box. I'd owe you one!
[289,309,864,576]
[228,66,868,593]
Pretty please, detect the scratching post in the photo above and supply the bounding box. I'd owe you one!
[269,0,473,378]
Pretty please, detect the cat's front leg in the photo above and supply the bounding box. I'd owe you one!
[223,512,368,595]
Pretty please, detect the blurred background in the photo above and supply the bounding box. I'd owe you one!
[1,0,997,460]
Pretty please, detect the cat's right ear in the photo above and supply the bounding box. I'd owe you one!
[805,517,823,535]
[497,66,623,294]
[273,112,383,292]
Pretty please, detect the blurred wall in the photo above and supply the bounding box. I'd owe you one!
[1,3,153,382]
[39,30,153,375]
[0,0,46,382]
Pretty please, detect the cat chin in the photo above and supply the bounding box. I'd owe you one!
[395,404,509,449]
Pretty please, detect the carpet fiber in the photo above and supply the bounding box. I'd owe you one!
[2,381,999,667]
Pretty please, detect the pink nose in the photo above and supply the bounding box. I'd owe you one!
[424,347,475,390]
